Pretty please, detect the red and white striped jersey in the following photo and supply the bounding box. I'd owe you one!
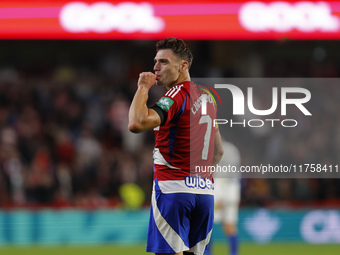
[153,81,218,194]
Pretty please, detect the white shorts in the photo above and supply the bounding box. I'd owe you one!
[214,178,240,224]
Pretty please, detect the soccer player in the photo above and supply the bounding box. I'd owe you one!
[128,37,224,255]
[210,140,241,255]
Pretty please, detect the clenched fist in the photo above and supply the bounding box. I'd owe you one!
[137,72,156,89]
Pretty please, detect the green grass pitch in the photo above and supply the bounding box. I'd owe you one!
[0,243,339,255]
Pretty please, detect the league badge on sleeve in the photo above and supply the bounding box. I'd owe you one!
[156,97,174,112]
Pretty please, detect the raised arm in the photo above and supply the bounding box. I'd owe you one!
[128,72,162,133]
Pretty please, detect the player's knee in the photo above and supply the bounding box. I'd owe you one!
[224,223,237,235]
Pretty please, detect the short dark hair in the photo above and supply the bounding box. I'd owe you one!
[156,37,193,69]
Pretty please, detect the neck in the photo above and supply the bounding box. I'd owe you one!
[166,73,191,90]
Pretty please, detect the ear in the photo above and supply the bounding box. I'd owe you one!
[179,60,189,73]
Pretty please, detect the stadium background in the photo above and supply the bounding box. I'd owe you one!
[0,0,340,254]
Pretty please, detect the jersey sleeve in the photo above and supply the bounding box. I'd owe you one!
[154,84,186,125]
[150,104,166,126]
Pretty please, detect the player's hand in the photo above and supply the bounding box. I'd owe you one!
[137,72,156,89]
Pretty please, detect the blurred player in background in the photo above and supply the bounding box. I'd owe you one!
[207,140,241,255]
[128,37,223,255]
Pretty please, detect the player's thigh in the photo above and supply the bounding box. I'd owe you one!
[189,194,214,242]
[156,192,195,227]
[150,192,196,248]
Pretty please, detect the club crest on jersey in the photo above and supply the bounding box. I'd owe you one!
[185,174,213,190]
[156,97,174,112]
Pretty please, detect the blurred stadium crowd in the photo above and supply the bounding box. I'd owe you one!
[0,40,339,208]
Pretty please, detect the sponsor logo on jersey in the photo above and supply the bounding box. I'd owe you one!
[185,174,213,190]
